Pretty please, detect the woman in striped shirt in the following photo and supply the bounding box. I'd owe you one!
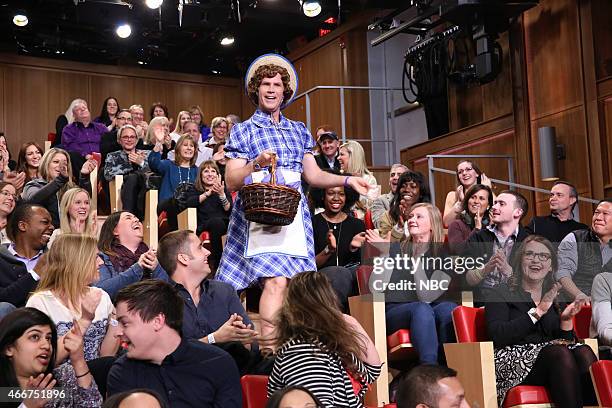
[268,272,382,407]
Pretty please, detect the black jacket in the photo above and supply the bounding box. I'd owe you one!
[0,246,37,307]
[464,225,531,264]
[485,283,574,348]
[315,154,340,171]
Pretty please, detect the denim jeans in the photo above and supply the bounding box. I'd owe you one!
[385,301,457,364]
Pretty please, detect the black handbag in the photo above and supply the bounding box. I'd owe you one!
[173,181,197,212]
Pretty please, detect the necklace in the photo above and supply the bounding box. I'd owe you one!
[322,213,345,267]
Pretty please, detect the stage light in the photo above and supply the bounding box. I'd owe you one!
[13,13,28,27]
[145,0,163,9]
[220,35,235,46]
[116,23,132,38]
[302,0,321,17]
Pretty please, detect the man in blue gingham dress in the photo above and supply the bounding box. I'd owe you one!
[217,108,317,288]
[217,54,369,343]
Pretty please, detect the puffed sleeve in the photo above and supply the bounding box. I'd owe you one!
[224,122,250,160]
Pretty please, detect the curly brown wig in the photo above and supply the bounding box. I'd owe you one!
[247,64,294,106]
[274,271,368,378]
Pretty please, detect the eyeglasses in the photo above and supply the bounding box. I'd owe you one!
[117,116,132,121]
[121,135,137,140]
[523,251,552,262]
[457,167,474,175]
[0,190,17,200]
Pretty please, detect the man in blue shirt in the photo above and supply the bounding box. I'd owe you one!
[107,280,241,407]
[157,230,263,373]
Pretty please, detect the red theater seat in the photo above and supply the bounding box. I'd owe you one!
[590,360,612,407]
[241,375,268,408]
[451,306,552,408]
[572,304,592,340]
[364,210,374,230]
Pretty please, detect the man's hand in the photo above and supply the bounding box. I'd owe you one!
[212,314,258,345]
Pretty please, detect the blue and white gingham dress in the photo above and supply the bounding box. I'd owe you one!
[216,109,317,290]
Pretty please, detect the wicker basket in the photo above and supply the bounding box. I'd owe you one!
[241,155,301,226]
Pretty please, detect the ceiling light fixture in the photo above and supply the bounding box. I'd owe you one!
[145,0,164,9]
[220,35,235,46]
[116,23,132,38]
[13,12,29,27]
[301,0,321,17]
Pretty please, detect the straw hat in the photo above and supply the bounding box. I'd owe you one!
[244,53,299,109]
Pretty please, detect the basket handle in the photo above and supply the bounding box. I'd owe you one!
[269,153,278,185]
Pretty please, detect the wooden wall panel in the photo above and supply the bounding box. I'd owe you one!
[601,97,612,190]
[0,53,242,155]
[591,0,612,81]
[524,0,584,119]
[530,106,592,222]
[447,32,512,131]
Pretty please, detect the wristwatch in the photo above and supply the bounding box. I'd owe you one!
[323,245,332,255]
[207,333,216,344]
[528,307,542,321]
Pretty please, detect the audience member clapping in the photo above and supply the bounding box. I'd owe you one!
[26,234,120,364]
[104,125,152,220]
[149,134,198,231]
[185,160,231,268]
[0,133,17,172]
[48,188,96,247]
[0,182,17,244]
[448,184,493,255]
[443,160,492,226]
[268,272,382,407]
[0,307,102,407]
[310,179,365,311]
[22,148,96,228]
[383,203,457,365]
[485,235,597,407]
[96,211,168,298]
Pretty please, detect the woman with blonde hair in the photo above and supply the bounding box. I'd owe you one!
[381,202,457,366]
[22,148,96,228]
[202,116,229,148]
[170,110,192,142]
[337,140,380,218]
[26,234,120,364]
[47,188,98,248]
[268,271,381,407]
[144,116,174,159]
[148,134,198,231]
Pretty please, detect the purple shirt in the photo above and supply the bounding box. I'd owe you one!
[61,121,107,156]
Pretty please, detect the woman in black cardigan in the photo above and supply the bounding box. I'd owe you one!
[485,235,597,408]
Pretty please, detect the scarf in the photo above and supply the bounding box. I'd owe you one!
[109,241,149,273]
